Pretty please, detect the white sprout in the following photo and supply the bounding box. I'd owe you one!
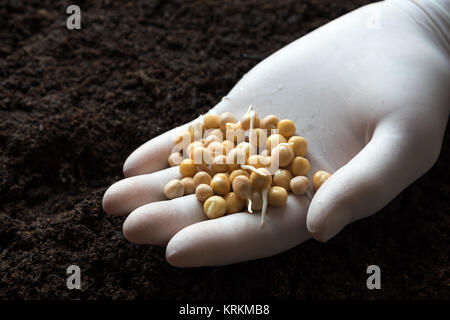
[260,187,269,227]
[240,164,268,176]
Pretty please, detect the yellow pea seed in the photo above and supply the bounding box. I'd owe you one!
[267,186,288,206]
[192,146,212,169]
[226,148,247,171]
[164,179,184,199]
[225,122,244,144]
[210,173,231,195]
[236,142,256,159]
[261,115,279,131]
[240,112,260,130]
[193,171,212,188]
[204,134,221,147]
[195,184,214,202]
[266,134,287,154]
[288,136,307,157]
[290,176,310,195]
[199,166,215,177]
[248,128,267,149]
[212,155,229,173]
[313,170,331,191]
[222,140,234,154]
[229,169,250,184]
[290,156,310,176]
[278,119,296,139]
[188,122,205,140]
[232,175,252,200]
[186,141,203,159]
[219,112,236,131]
[271,144,294,167]
[224,192,245,214]
[273,169,293,191]
[204,113,221,129]
[206,128,224,140]
[204,195,227,219]
[179,158,197,177]
[247,154,270,169]
[174,131,193,147]
[180,177,195,195]
[168,152,183,167]
[207,141,225,157]
[250,168,272,190]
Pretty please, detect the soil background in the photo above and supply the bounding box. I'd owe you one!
[0,0,448,299]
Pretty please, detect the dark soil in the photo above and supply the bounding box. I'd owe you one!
[0,0,448,300]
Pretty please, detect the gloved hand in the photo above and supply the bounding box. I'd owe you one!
[102,0,449,267]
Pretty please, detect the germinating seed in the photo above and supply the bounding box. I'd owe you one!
[232,175,252,211]
[240,112,260,130]
[248,167,272,226]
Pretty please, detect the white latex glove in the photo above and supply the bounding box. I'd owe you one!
[102,0,449,267]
